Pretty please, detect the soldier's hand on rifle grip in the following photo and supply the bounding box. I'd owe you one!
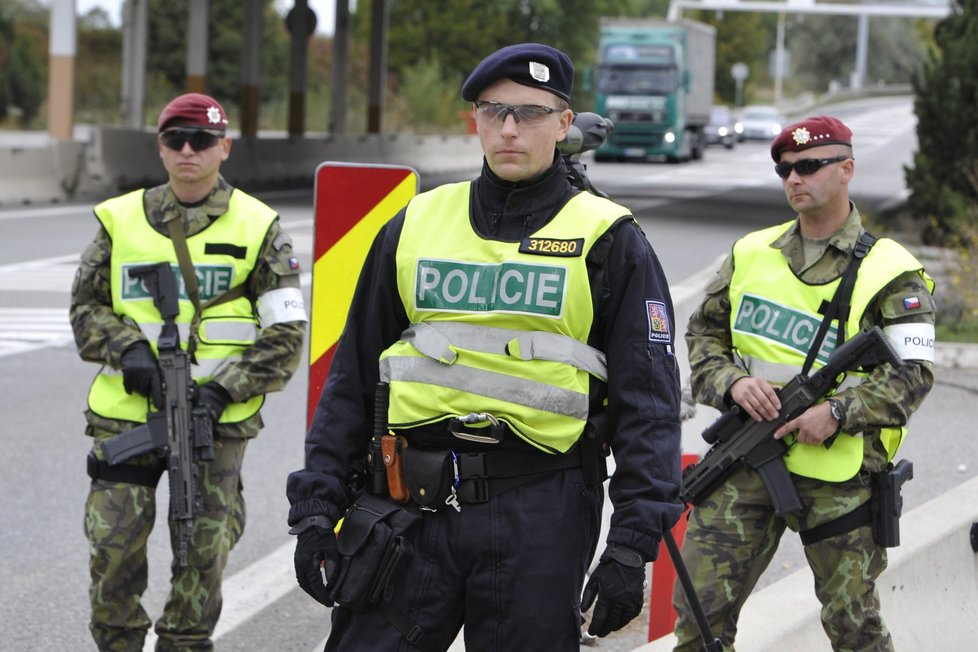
[774,401,838,446]
[294,524,340,607]
[195,382,231,421]
[121,341,163,409]
[729,376,781,422]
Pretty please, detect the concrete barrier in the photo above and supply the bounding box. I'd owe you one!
[0,139,87,205]
[0,127,484,206]
[639,475,978,651]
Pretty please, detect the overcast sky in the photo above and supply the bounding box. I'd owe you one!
[65,0,338,35]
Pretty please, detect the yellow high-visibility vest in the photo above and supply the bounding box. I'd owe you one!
[380,183,633,453]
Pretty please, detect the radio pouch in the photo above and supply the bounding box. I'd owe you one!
[330,493,421,611]
[402,448,457,510]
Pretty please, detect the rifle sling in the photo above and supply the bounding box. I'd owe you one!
[801,231,878,376]
[799,500,872,546]
[165,217,249,361]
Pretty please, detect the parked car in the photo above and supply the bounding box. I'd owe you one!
[737,105,786,142]
[705,105,738,149]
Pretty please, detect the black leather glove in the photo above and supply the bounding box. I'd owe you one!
[120,341,163,408]
[194,382,231,420]
[581,544,647,637]
[293,522,340,607]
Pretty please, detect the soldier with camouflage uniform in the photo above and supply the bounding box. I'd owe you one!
[70,93,307,652]
[672,116,935,652]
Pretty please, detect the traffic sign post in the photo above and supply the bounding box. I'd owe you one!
[731,62,749,108]
[307,162,419,427]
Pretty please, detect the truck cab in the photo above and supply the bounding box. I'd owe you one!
[593,19,715,163]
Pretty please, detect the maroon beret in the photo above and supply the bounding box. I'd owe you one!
[462,43,574,102]
[157,93,229,133]
[770,115,852,161]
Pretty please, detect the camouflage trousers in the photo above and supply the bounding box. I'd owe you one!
[84,436,248,652]
[672,465,891,652]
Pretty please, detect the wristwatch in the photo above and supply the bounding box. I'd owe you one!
[827,398,844,426]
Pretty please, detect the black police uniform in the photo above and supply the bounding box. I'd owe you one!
[287,154,683,650]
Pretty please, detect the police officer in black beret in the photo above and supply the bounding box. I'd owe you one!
[288,43,683,651]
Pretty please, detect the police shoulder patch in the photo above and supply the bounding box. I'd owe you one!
[519,237,584,257]
[646,300,671,342]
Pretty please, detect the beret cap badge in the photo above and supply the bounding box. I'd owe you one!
[791,127,811,145]
[529,61,550,83]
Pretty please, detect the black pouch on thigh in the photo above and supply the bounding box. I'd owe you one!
[331,493,421,611]
[402,448,456,510]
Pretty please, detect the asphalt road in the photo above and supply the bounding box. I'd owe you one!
[3,95,971,652]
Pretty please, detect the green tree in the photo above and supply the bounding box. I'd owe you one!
[0,1,46,127]
[145,0,291,127]
[0,6,13,122]
[904,0,978,244]
[786,13,928,94]
[691,10,769,106]
[77,10,123,125]
[353,0,657,112]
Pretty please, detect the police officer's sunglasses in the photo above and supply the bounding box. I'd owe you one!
[774,155,851,179]
[473,100,561,126]
[160,128,225,152]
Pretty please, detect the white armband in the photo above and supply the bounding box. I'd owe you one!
[883,323,936,363]
[257,287,308,327]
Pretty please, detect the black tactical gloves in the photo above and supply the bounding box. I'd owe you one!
[581,544,647,637]
[293,520,340,607]
[195,381,231,420]
[120,341,163,408]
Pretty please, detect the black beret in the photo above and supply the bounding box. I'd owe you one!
[461,43,574,103]
[770,115,852,161]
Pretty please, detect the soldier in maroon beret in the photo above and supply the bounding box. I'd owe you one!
[71,91,307,651]
[672,114,937,651]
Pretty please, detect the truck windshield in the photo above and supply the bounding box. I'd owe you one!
[596,65,679,94]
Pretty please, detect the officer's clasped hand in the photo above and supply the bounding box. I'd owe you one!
[195,382,231,420]
[121,341,163,409]
[581,544,647,637]
[294,524,340,607]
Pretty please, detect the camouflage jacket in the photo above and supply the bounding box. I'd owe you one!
[686,205,935,468]
[70,176,306,438]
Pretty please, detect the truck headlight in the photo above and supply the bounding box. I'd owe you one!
[664,131,676,144]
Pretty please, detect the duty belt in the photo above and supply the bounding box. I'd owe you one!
[453,448,582,504]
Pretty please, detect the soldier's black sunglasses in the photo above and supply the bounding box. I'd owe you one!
[775,155,851,179]
[160,128,225,152]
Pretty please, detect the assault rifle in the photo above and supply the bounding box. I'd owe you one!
[680,326,903,516]
[100,262,214,567]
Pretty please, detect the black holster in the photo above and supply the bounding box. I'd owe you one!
[871,459,913,548]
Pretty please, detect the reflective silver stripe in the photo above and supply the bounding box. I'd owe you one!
[743,355,863,391]
[139,322,190,343]
[100,356,242,379]
[508,331,607,381]
[140,320,256,343]
[200,320,258,343]
[404,322,458,364]
[379,355,589,420]
[741,356,797,384]
[401,322,606,379]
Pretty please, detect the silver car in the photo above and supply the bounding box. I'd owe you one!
[705,105,738,149]
[737,105,786,142]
